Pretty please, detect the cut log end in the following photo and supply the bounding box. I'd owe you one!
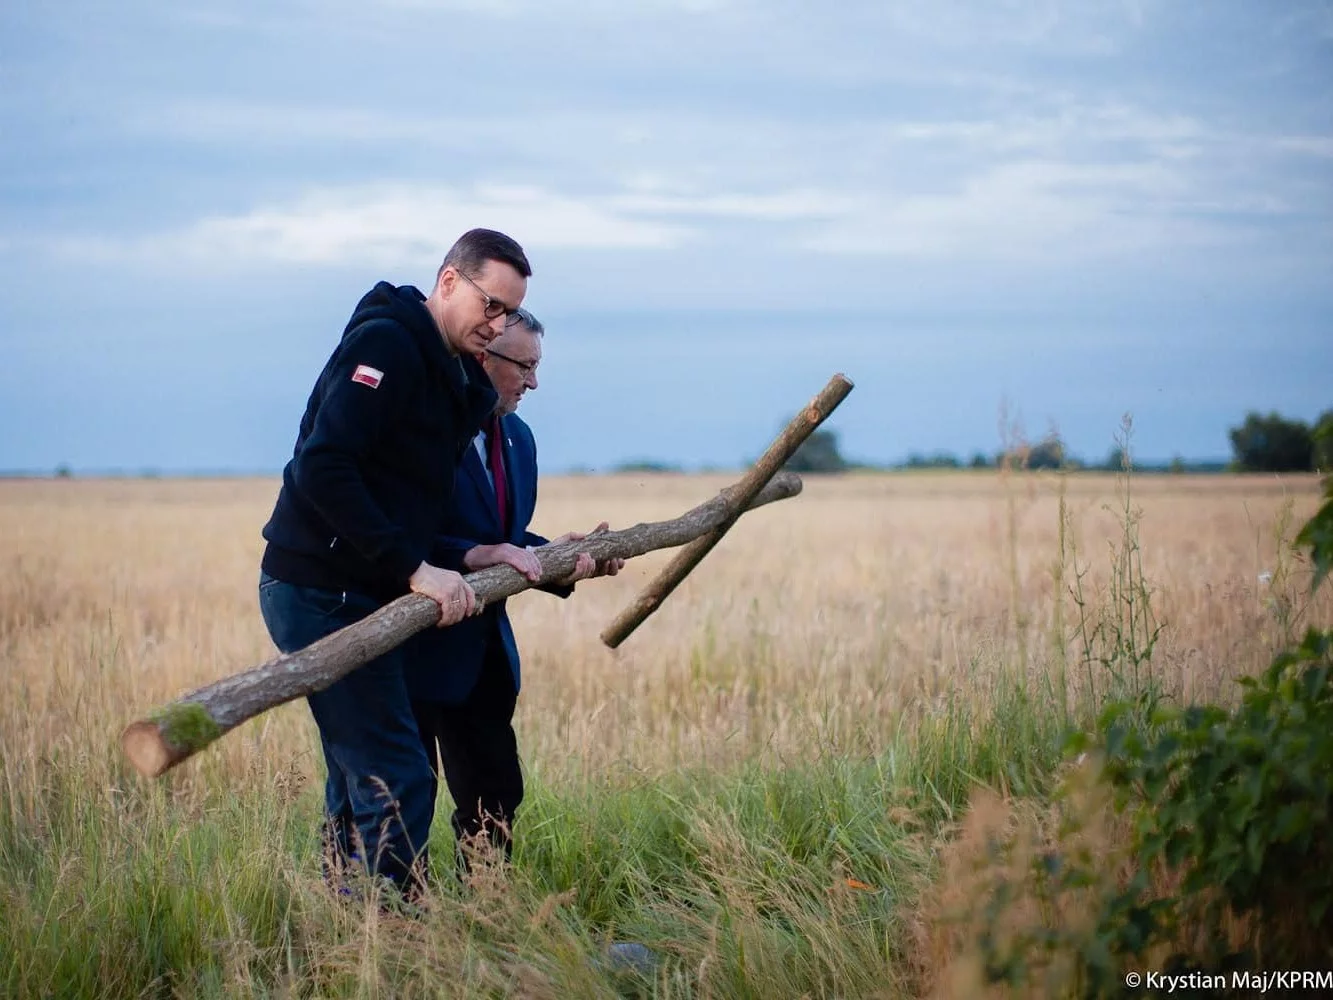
[121,721,178,777]
[122,702,224,777]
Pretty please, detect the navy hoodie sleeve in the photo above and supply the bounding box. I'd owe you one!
[290,321,426,586]
[428,537,470,573]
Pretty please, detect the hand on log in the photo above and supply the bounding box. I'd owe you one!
[120,471,804,778]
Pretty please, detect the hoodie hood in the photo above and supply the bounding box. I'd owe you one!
[342,280,456,378]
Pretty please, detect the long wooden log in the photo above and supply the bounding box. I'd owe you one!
[120,471,804,778]
[599,373,854,649]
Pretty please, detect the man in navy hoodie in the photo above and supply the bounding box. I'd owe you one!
[257,228,534,900]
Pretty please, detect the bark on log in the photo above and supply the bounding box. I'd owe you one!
[599,373,854,649]
[121,471,804,778]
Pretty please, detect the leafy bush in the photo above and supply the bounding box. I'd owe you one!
[933,473,1333,994]
[1096,621,1333,969]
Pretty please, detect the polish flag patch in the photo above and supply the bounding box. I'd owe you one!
[351,364,384,389]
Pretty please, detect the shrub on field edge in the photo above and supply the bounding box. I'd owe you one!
[919,473,1333,997]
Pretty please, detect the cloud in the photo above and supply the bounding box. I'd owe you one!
[373,0,731,10]
[16,2,1329,284]
[865,0,1155,53]
[268,0,1149,51]
[120,100,458,146]
[1274,136,1333,158]
[47,183,691,270]
[114,96,1224,207]
[37,155,1279,278]
[607,189,859,222]
[1273,2,1333,40]
[22,80,1328,282]
[799,159,1252,259]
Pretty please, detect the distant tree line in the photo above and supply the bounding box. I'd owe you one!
[1228,410,1333,473]
[615,409,1332,477]
[778,408,1333,475]
[784,428,851,474]
[43,409,1327,480]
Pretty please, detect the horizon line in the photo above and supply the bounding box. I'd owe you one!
[0,455,1250,480]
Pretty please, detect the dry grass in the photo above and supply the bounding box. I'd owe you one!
[0,469,1326,997]
[515,471,1325,777]
[1,471,1321,791]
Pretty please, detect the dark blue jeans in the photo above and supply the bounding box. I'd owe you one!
[258,571,436,898]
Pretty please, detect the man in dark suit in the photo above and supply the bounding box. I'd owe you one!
[405,308,623,875]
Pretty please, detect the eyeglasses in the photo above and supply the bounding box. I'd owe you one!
[486,348,539,379]
[457,270,524,326]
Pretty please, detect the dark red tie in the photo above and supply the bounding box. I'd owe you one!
[487,415,508,533]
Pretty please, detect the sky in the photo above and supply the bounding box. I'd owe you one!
[1,0,1330,474]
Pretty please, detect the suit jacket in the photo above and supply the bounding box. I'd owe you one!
[403,411,573,704]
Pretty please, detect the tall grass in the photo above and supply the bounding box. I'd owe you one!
[0,470,1324,997]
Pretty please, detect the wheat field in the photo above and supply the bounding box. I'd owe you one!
[0,469,1326,998]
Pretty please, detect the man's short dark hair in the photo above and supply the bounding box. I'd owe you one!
[513,307,544,335]
[438,228,532,281]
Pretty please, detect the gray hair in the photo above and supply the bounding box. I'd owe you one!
[513,307,544,335]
